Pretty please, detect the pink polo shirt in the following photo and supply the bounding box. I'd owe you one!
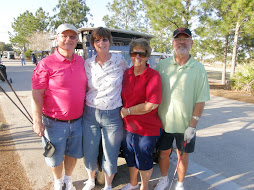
[121,64,162,136]
[32,49,87,120]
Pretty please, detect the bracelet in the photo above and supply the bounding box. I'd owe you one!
[192,116,200,121]
[127,108,131,115]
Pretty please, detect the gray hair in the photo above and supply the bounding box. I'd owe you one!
[129,38,152,57]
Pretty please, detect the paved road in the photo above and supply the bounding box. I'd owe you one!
[0,61,253,190]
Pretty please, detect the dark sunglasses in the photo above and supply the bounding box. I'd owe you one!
[129,51,147,58]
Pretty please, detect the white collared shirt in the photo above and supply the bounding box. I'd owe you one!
[85,53,128,110]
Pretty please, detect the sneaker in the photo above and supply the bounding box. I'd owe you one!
[64,179,76,190]
[82,180,95,190]
[175,182,184,190]
[54,181,63,190]
[121,183,139,190]
[154,177,169,190]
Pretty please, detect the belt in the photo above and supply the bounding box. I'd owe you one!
[42,114,79,124]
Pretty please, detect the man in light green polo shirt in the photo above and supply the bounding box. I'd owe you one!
[154,28,210,190]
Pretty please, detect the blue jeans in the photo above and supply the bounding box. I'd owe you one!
[42,116,83,167]
[21,58,25,66]
[82,106,123,175]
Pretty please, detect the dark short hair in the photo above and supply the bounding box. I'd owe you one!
[90,27,113,48]
[129,38,152,57]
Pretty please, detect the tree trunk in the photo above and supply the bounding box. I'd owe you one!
[82,33,89,60]
[23,45,26,53]
[230,21,240,78]
[185,0,191,26]
[222,35,228,85]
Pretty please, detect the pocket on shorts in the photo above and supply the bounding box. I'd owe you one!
[42,116,56,129]
[105,107,121,117]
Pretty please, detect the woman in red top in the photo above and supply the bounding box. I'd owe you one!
[121,38,162,190]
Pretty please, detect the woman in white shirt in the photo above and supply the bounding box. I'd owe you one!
[82,27,128,190]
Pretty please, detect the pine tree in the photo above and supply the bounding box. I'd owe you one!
[51,0,90,29]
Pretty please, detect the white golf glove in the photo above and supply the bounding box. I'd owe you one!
[184,127,196,143]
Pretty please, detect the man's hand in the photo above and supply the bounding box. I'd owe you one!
[32,122,45,137]
[184,127,196,143]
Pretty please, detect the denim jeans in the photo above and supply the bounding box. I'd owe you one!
[21,58,25,66]
[82,106,123,175]
[42,116,83,167]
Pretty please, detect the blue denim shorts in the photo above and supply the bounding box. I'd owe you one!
[82,106,123,175]
[121,130,160,171]
[42,116,83,167]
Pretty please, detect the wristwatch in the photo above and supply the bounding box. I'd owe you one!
[192,116,200,121]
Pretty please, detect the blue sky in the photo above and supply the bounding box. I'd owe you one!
[0,0,111,43]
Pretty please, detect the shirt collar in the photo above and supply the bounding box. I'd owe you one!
[55,48,76,62]
[128,63,150,76]
[91,53,114,65]
[173,54,194,68]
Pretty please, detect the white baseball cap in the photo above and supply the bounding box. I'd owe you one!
[56,23,78,35]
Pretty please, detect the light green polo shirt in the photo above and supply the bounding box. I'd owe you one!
[155,55,210,133]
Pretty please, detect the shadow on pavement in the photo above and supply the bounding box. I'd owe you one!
[192,96,254,189]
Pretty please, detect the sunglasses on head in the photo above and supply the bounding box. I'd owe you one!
[129,51,147,58]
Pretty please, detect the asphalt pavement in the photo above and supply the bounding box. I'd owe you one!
[0,60,253,190]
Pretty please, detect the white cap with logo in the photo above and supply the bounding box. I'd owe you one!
[56,23,78,35]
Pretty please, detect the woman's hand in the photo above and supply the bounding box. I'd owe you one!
[121,102,159,118]
[120,107,126,118]
[120,107,129,118]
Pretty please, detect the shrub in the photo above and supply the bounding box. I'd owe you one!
[24,49,33,59]
[231,63,254,94]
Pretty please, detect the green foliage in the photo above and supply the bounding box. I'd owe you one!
[197,0,254,77]
[221,0,254,77]
[9,1,90,51]
[9,9,50,50]
[196,0,234,63]
[231,63,254,93]
[143,0,199,30]
[15,50,21,56]
[51,0,90,29]
[0,42,13,51]
[35,7,51,31]
[237,32,254,63]
[24,49,33,59]
[9,11,35,48]
[0,42,4,52]
[143,0,201,53]
[103,0,146,31]
[149,27,172,53]
[4,44,14,51]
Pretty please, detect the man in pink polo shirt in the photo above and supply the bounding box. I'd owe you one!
[31,23,87,190]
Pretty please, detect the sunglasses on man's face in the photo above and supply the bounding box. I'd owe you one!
[129,51,147,58]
